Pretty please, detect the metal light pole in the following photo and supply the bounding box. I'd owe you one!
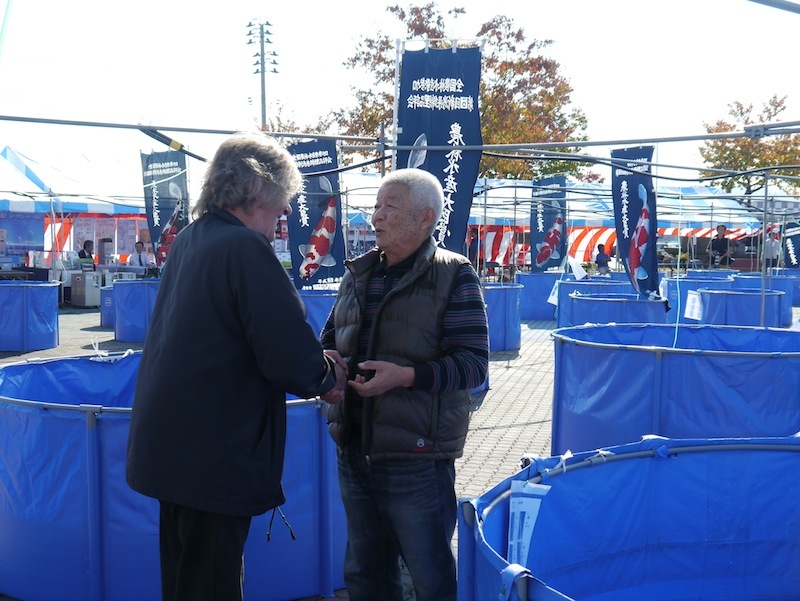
[246,20,279,130]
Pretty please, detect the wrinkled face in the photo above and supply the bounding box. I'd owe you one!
[239,195,292,242]
[371,183,433,265]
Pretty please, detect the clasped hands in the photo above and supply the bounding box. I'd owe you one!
[320,352,415,404]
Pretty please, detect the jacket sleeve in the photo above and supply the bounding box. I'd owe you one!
[228,235,336,399]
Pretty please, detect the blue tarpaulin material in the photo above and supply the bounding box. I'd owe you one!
[484,284,522,351]
[551,324,800,455]
[458,436,800,601]
[0,353,346,601]
[661,276,734,323]
[569,293,668,325]
[0,281,59,351]
[733,273,795,326]
[699,289,784,328]
[298,288,337,338]
[773,268,800,306]
[515,272,564,321]
[113,279,160,343]
[555,280,634,327]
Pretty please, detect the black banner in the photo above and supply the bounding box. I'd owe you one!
[140,151,188,268]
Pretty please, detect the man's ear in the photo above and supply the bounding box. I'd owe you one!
[421,207,436,231]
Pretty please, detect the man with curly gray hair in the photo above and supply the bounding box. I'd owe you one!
[127,132,346,601]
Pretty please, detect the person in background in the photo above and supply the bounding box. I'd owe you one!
[595,243,611,275]
[709,224,732,268]
[78,239,95,270]
[321,168,489,601]
[126,132,347,601]
[127,240,155,267]
[764,231,781,270]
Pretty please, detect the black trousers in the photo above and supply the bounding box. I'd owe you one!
[159,501,252,601]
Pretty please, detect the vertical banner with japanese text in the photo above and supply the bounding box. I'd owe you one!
[395,45,482,254]
[140,151,188,268]
[286,139,346,289]
[530,176,567,272]
[783,221,800,268]
[611,146,659,297]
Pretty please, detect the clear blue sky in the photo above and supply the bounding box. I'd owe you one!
[1,0,798,200]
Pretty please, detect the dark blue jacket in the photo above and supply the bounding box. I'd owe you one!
[126,208,335,516]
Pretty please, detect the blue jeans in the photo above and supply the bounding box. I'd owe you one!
[338,447,457,601]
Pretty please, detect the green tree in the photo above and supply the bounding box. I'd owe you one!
[332,3,590,180]
[699,95,800,195]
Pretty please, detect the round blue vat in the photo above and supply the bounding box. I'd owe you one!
[555,280,634,327]
[0,280,59,351]
[686,268,739,279]
[515,272,565,321]
[298,288,338,337]
[0,353,346,601]
[772,267,800,306]
[662,276,734,323]
[484,284,522,351]
[458,436,800,601]
[733,273,794,326]
[569,293,668,325]
[550,323,800,455]
[701,287,784,328]
[113,279,160,343]
[100,285,114,328]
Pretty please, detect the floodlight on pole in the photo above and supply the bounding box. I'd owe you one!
[246,20,278,129]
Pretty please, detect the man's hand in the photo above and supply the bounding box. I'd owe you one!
[347,360,415,397]
[320,350,349,405]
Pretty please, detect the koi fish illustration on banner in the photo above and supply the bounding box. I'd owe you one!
[530,176,567,272]
[286,139,345,289]
[395,45,482,253]
[140,150,188,268]
[611,146,659,297]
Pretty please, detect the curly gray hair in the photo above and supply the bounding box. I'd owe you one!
[192,133,302,219]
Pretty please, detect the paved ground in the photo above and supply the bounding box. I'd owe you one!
[0,306,558,601]
[4,302,799,600]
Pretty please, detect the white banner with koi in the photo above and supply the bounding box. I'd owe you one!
[611,146,660,297]
[286,139,345,289]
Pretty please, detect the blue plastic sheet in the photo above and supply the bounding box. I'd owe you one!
[686,268,739,279]
[773,267,800,306]
[662,276,734,323]
[555,280,634,327]
[551,324,800,455]
[733,273,794,326]
[113,280,160,343]
[515,272,564,321]
[569,293,667,325]
[100,286,114,328]
[298,288,338,337]
[459,436,800,601]
[699,289,783,328]
[484,284,522,351]
[0,281,59,351]
[0,353,346,601]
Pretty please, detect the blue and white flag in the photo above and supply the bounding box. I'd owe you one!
[611,146,659,297]
[140,151,188,268]
[395,45,482,253]
[286,139,345,289]
[783,221,800,267]
[530,176,567,272]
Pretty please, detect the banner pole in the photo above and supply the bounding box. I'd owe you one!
[391,39,402,172]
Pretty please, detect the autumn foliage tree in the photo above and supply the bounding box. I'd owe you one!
[700,95,800,195]
[332,3,590,180]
